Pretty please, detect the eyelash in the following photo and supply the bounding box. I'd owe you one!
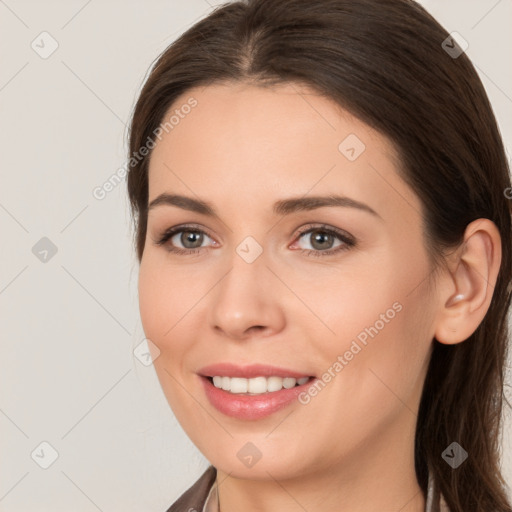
[153,223,356,257]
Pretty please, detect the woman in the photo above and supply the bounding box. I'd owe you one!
[126,0,512,510]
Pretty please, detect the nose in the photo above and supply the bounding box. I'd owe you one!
[208,252,286,341]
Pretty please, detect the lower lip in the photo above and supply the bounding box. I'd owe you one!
[200,376,316,420]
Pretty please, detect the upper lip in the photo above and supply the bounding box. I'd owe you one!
[198,363,314,379]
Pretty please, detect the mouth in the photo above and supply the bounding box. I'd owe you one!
[199,369,318,420]
[197,362,317,419]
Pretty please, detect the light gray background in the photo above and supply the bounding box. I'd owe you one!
[1,1,511,510]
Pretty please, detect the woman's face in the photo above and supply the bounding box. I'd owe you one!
[139,82,438,481]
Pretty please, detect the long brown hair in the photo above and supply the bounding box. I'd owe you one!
[126,1,512,510]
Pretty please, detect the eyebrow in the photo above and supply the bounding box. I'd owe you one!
[148,193,382,220]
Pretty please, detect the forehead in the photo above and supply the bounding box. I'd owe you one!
[147,82,421,225]
[149,81,382,170]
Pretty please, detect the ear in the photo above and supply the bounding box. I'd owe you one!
[434,218,502,345]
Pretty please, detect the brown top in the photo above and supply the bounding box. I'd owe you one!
[166,465,450,512]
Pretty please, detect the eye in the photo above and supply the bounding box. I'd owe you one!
[153,224,217,255]
[153,223,356,258]
[291,224,356,257]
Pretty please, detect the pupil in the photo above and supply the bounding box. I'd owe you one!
[311,230,333,250]
[182,231,203,248]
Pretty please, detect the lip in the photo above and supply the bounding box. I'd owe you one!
[200,376,317,420]
[197,362,314,379]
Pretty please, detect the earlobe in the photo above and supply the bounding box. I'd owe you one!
[434,219,502,345]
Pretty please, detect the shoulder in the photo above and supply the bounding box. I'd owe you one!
[165,465,217,512]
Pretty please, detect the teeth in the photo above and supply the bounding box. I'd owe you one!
[210,375,311,394]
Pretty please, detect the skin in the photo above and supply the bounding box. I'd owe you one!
[138,82,501,512]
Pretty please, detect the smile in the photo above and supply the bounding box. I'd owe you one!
[200,374,317,420]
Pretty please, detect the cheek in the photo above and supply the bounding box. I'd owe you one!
[137,257,202,415]
[138,260,167,343]
[300,301,430,453]
[137,256,194,355]
[289,261,396,345]
[303,250,433,415]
